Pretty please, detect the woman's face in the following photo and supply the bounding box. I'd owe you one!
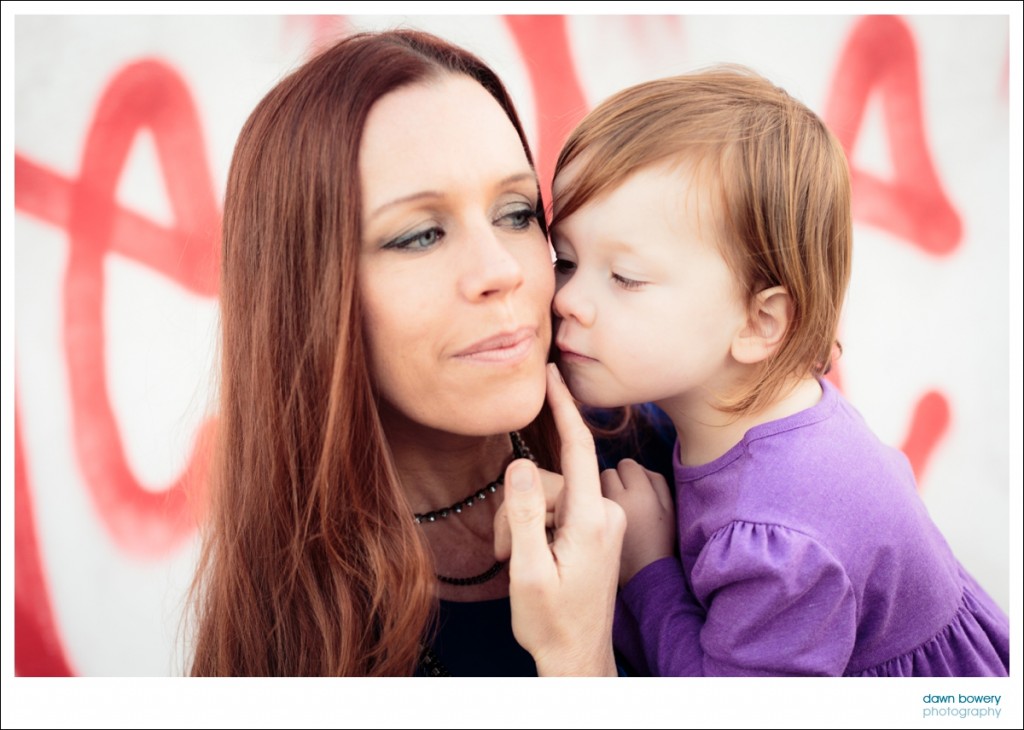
[359,74,554,437]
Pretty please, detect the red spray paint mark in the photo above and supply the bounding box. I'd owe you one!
[825,15,962,254]
[504,15,589,212]
[15,400,77,677]
[899,391,952,482]
[285,14,350,56]
[1000,46,1009,102]
[15,59,219,556]
[824,16,958,483]
[15,156,217,295]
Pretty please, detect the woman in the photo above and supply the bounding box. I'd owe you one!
[188,29,629,676]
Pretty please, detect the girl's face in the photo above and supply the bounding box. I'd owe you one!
[551,160,749,415]
[359,74,554,437]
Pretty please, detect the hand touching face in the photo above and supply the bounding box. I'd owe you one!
[496,365,627,676]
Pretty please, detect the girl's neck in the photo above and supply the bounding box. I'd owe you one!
[661,375,823,468]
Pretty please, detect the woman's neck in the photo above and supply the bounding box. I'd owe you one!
[379,405,520,601]
[383,419,515,515]
[661,375,823,468]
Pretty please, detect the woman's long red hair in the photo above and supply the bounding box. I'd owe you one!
[188,30,555,676]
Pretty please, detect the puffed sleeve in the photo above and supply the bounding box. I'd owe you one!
[617,521,857,676]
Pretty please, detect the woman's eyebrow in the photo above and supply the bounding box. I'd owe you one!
[368,171,538,222]
[499,171,538,188]
[367,190,445,222]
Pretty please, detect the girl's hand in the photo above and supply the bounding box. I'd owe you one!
[498,364,625,676]
[600,459,676,586]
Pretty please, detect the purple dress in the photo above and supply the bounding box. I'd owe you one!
[613,379,1009,676]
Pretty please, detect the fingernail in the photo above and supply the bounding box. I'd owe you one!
[509,464,533,491]
[548,363,565,384]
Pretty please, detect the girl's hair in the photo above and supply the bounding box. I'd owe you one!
[188,29,556,676]
[553,66,852,415]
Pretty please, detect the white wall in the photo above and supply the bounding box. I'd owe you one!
[11,13,1016,682]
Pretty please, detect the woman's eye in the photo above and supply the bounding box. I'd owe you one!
[554,258,576,275]
[496,204,538,230]
[612,273,646,290]
[383,226,444,251]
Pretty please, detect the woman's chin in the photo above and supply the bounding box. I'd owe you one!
[457,375,547,436]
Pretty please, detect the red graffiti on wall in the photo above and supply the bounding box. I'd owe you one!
[504,15,589,209]
[18,60,220,560]
[14,403,75,677]
[825,16,961,254]
[15,60,221,674]
[822,15,958,483]
[287,14,350,55]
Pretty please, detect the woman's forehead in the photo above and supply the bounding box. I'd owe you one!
[359,75,532,212]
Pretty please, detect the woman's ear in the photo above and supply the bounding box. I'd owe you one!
[731,286,792,364]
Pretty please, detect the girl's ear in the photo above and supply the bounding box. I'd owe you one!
[731,286,792,365]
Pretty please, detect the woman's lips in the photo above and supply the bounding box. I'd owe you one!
[454,326,536,364]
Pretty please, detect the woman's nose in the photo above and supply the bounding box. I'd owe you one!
[460,226,524,301]
[552,271,595,327]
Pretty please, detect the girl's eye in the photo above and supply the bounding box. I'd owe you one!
[612,273,646,290]
[554,258,576,276]
[496,204,539,230]
[383,226,444,251]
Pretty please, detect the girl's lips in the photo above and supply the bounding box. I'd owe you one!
[455,327,536,364]
[558,346,597,364]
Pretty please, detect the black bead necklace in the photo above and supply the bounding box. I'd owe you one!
[415,432,534,587]
[413,481,500,525]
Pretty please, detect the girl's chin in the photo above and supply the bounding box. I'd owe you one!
[560,374,632,411]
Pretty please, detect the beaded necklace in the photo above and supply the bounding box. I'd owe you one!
[414,431,534,586]
[416,431,536,677]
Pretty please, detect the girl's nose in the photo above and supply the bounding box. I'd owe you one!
[552,270,596,327]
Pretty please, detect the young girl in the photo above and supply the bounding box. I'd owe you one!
[549,67,1010,676]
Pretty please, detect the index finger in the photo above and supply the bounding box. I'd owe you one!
[545,363,602,509]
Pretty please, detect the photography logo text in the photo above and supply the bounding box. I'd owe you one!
[922,693,1002,719]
